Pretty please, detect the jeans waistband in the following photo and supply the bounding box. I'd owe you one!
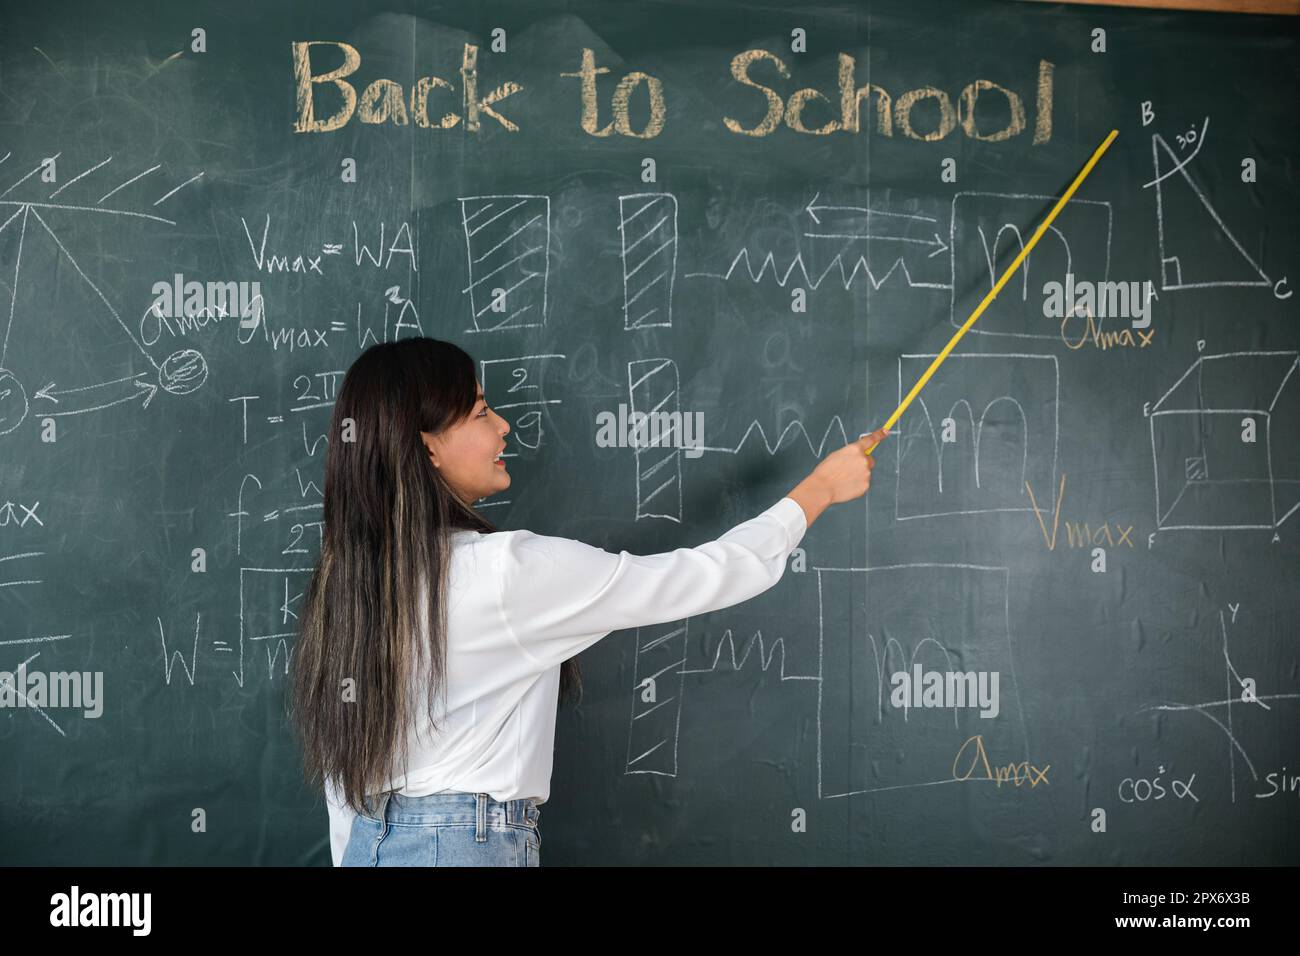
[361,791,539,832]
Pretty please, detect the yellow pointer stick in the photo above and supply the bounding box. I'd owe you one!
[862,128,1119,455]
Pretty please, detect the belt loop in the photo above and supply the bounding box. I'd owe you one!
[371,791,392,866]
[367,790,391,823]
[476,792,487,843]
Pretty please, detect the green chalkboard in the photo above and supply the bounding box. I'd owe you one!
[1,0,1297,865]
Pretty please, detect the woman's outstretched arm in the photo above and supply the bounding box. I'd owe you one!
[492,427,890,672]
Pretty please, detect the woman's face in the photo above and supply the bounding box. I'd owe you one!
[420,382,511,505]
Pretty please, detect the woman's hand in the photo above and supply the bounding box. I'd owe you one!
[787,426,890,527]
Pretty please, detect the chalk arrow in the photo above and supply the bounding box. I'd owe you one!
[32,373,158,413]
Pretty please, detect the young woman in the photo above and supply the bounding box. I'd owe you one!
[289,337,887,866]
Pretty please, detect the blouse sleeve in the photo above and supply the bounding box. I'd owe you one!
[494,496,808,671]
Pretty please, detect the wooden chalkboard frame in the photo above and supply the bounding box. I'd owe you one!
[1015,0,1299,15]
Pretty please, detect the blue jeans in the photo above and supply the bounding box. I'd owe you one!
[340,791,541,866]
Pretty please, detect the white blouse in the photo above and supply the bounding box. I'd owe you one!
[324,495,809,865]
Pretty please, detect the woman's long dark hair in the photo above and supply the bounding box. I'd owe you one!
[290,337,582,817]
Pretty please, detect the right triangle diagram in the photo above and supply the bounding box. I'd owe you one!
[1151,129,1270,291]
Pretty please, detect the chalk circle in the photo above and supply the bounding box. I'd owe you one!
[0,368,28,435]
[159,350,208,395]
[562,205,581,228]
[763,331,790,369]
